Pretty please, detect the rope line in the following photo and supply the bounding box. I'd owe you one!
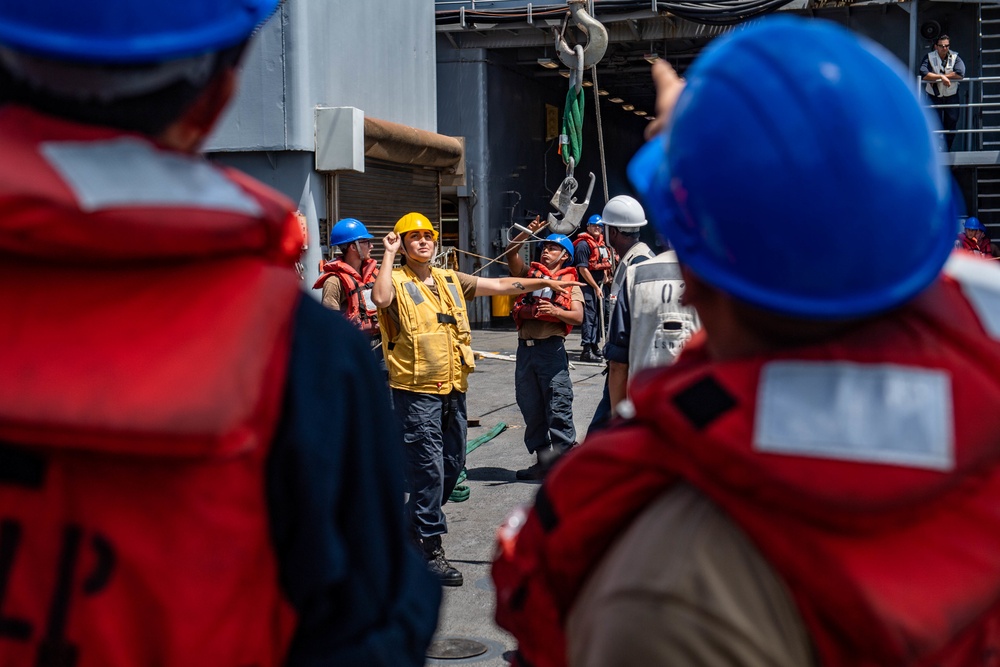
[591,64,610,205]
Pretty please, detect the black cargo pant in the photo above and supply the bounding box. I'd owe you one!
[393,388,467,539]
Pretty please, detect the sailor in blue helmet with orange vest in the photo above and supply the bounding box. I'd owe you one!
[314,218,385,365]
[494,17,1000,667]
[0,2,439,665]
[504,228,584,480]
[574,214,613,362]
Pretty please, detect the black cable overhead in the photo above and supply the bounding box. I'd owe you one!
[435,0,798,28]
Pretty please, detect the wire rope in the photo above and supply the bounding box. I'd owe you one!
[591,64,610,205]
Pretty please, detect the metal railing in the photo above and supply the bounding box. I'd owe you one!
[919,76,1000,152]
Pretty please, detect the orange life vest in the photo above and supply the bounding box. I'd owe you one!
[511,262,578,336]
[494,256,1000,667]
[313,257,380,335]
[0,106,300,667]
[574,232,612,272]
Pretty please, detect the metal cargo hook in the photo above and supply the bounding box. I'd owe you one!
[547,171,596,235]
[553,0,608,71]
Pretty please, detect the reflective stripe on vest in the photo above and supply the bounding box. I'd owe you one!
[756,361,953,470]
[40,137,264,214]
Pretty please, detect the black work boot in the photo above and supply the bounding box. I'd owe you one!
[515,460,546,481]
[580,345,599,363]
[422,535,463,587]
[516,447,557,481]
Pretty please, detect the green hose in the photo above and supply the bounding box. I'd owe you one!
[448,421,508,503]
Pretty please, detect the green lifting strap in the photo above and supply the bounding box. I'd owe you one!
[561,85,585,168]
[448,421,508,503]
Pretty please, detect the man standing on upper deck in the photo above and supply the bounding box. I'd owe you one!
[920,34,965,150]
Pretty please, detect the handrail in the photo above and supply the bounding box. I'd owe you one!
[916,75,1000,151]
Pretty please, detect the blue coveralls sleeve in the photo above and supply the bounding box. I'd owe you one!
[575,240,590,269]
[603,280,631,364]
[954,55,967,77]
[267,296,440,666]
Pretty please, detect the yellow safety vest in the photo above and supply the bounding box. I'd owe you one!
[380,264,475,394]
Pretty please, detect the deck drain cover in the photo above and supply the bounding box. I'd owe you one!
[426,638,488,660]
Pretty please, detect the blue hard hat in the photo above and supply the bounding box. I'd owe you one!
[587,214,604,227]
[0,0,280,63]
[629,17,955,320]
[329,218,373,247]
[544,234,576,258]
[964,216,986,232]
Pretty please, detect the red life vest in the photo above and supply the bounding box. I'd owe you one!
[511,262,578,336]
[574,232,612,272]
[0,106,301,667]
[494,256,1000,667]
[313,257,380,335]
[959,233,994,257]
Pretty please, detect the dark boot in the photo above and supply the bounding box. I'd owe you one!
[516,447,557,481]
[422,535,463,587]
[515,460,546,481]
[580,345,599,363]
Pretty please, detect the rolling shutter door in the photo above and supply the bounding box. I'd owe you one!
[333,160,440,262]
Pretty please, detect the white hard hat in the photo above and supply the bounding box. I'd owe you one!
[601,195,647,228]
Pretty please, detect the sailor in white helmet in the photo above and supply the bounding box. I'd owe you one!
[587,195,656,432]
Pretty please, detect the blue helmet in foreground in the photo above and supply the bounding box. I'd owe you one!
[587,214,604,227]
[0,0,280,63]
[329,218,373,247]
[965,217,986,232]
[629,17,955,320]
[544,234,576,258]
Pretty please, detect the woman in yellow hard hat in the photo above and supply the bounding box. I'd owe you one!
[372,212,582,587]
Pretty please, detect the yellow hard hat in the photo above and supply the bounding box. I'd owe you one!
[394,212,438,241]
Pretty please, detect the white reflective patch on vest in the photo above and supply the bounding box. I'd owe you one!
[362,289,376,312]
[447,283,462,305]
[403,281,425,305]
[755,362,954,471]
[945,254,1000,340]
[533,287,554,299]
[40,138,263,215]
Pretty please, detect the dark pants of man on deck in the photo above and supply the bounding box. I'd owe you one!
[580,284,602,349]
[515,336,576,455]
[928,93,961,150]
